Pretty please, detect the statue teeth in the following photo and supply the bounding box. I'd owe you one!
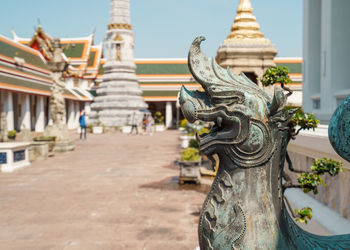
[196,132,201,142]
[217,117,223,128]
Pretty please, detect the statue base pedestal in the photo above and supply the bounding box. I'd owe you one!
[44,123,75,153]
[53,140,75,153]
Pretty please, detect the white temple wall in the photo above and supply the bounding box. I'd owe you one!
[79,79,89,89]
[65,78,74,88]
[290,0,350,220]
[303,0,350,124]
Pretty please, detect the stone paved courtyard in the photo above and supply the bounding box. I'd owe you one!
[0,130,206,250]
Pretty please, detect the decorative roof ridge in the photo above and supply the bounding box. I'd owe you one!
[11,30,31,43]
[0,34,48,63]
[60,33,94,42]
[86,42,103,71]
[91,42,103,50]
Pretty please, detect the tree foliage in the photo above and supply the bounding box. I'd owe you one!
[291,109,319,131]
[297,158,344,195]
[294,207,313,224]
[262,66,344,224]
[261,66,292,87]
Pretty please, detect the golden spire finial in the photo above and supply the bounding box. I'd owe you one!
[226,0,265,40]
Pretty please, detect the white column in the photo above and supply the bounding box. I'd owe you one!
[318,0,333,123]
[20,94,31,130]
[302,0,321,114]
[4,92,14,131]
[165,101,173,128]
[84,102,91,123]
[74,102,80,128]
[67,100,75,129]
[47,100,53,126]
[35,96,45,132]
[84,102,91,114]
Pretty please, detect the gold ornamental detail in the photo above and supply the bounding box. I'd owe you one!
[226,0,265,40]
[114,33,123,42]
[108,23,132,30]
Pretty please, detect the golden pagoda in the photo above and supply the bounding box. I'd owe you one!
[216,0,277,84]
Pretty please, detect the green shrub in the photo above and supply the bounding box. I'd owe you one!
[7,130,17,138]
[181,147,200,162]
[154,112,164,125]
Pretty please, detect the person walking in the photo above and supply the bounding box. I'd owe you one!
[146,114,154,135]
[142,114,147,134]
[130,112,138,135]
[79,110,87,140]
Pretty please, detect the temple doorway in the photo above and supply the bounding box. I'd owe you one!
[243,72,258,84]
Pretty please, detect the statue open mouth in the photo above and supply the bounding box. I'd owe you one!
[179,85,248,151]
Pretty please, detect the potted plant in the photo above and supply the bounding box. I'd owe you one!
[179,147,201,184]
[122,124,132,134]
[7,130,17,140]
[154,112,165,132]
[87,124,93,133]
[93,122,104,134]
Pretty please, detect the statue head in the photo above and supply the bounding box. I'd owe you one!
[179,37,288,167]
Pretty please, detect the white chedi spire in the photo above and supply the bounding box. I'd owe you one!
[89,0,148,127]
[110,0,130,25]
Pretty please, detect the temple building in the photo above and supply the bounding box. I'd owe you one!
[0,25,103,133]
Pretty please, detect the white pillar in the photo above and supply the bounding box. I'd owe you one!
[20,94,31,130]
[35,96,45,132]
[84,102,91,123]
[67,100,75,129]
[4,92,14,131]
[74,102,80,128]
[48,100,53,126]
[84,102,91,114]
[165,101,173,128]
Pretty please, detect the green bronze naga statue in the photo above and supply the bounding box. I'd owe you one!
[179,37,350,249]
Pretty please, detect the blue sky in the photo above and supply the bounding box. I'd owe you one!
[1,0,302,58]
